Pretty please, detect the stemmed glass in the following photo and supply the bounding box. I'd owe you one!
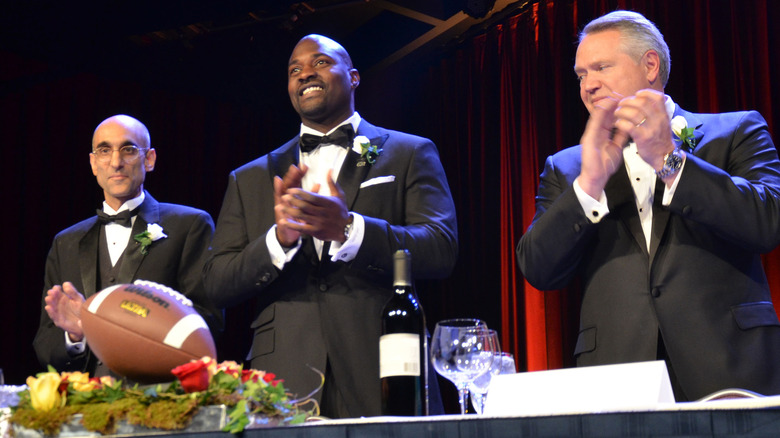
[430,319,496,414]
[469,349,517,415]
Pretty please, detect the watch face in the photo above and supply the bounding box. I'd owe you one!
[669,149,683,169]
[657,148,683,178]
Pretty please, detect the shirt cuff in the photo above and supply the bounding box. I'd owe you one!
[266,225,302,270]
[573,177,610,223]
[64,331,86,355]
[661,158,686,206]
[329,213,364,263]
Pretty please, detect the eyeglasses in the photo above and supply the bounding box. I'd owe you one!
[91,145,148,164]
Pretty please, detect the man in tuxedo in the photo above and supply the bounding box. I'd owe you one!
[203,34,457,418]
[517,10,780,401]
[34,114,222,377]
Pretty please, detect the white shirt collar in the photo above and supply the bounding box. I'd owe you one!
[299,112,362,137]
[664,94,676,120]
[103,191,145,215]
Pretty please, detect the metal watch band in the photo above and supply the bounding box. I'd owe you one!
[656,147,684,179]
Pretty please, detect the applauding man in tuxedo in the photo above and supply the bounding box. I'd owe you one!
[517,11,780,400]
[34,115,222,378]
[203,35,457,418]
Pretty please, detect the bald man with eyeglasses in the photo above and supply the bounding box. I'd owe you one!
[33,114,223,378]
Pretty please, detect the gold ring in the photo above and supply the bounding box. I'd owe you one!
[636,118,647,127]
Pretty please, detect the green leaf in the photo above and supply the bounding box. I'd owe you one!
[223,400,250,433]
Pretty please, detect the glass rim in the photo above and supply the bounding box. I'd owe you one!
[434,318,487,328]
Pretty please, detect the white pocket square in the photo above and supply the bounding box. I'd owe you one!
[360,175,395,188]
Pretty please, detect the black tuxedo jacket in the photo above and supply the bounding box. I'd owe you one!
[34,192,222,373]
[204,120,458,417]
[517,106,780,400]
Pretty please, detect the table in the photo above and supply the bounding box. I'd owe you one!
[144,407,780,438]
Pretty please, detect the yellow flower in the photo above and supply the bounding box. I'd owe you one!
[63,371,98,392]
[216,360,242,378]
[26,372,64,411]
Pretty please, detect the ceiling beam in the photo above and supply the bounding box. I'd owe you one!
[370,0,445,26]
[368,0,518,74]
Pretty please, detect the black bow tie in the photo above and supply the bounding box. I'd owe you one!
[96,208,138,227]
[299,124,355,153]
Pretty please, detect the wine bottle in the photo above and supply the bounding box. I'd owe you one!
[380,249,428,416]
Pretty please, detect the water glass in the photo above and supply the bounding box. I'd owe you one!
[469,352,516,414]
[431,319,495,414]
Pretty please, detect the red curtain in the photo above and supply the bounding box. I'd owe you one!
[428,0,780,372]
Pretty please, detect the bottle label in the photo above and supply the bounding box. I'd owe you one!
[379,333,421,378]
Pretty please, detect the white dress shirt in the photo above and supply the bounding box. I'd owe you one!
[102,192,145,266]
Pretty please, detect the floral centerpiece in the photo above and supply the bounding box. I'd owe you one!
[9,358,316,436]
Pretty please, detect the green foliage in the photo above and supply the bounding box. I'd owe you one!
[11,366,316,436]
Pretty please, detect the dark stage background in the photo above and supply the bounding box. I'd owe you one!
[2,0,780,410]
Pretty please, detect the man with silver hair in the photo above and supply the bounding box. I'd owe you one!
[517,10,780,401]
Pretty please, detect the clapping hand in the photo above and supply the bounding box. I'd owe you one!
[281,169,351,243]
[274,164,307,247]
[44,281,86,342]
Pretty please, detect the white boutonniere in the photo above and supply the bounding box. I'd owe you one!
[134,223,167,255]
[670,115,701,152]
[352,135,382,166]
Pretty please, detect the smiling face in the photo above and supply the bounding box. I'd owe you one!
[89,115,156,210]
[287,35,360,132]
[574,29,660,113]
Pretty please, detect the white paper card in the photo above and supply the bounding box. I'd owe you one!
[483,360,675,416]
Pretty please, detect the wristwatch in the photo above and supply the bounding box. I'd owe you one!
[656,147,684,179]
[343,215,353,242]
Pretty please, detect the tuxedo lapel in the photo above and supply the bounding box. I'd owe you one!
[649,178,670,264]
[117,192,160,283]
[339,123,389,209]
[606,164,649,257]
[645,105,701,264]
[673,106,704,153]
[78,220,101,297]
[118,217,147,283]
[338,150,371,210]
[269,139,300,181]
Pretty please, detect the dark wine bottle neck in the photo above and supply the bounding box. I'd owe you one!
[393,250,412,287]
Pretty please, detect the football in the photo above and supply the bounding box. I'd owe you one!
[80,280,216,383]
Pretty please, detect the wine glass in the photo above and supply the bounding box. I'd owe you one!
[467,329,499,413]
[469,351,516,414]
[430,319,496,414]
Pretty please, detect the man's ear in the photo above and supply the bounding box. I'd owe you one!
[144,148,157,172]
[350,69,360,89]
[643,49,661,85]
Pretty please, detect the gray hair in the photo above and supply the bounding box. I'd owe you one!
[580,10,671,87]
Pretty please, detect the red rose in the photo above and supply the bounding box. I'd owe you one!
[172,360,211,393]
[262,372,276,383]
[241,369,257,383]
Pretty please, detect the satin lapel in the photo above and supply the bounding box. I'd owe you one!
[338,150,371,210]
[605,164,649,257]
[78,220,101,297]
[269,139,300,181]
[649,178,671,265]
[339,127,389,209]
[118,218,146,283]
[117,193,160,283]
